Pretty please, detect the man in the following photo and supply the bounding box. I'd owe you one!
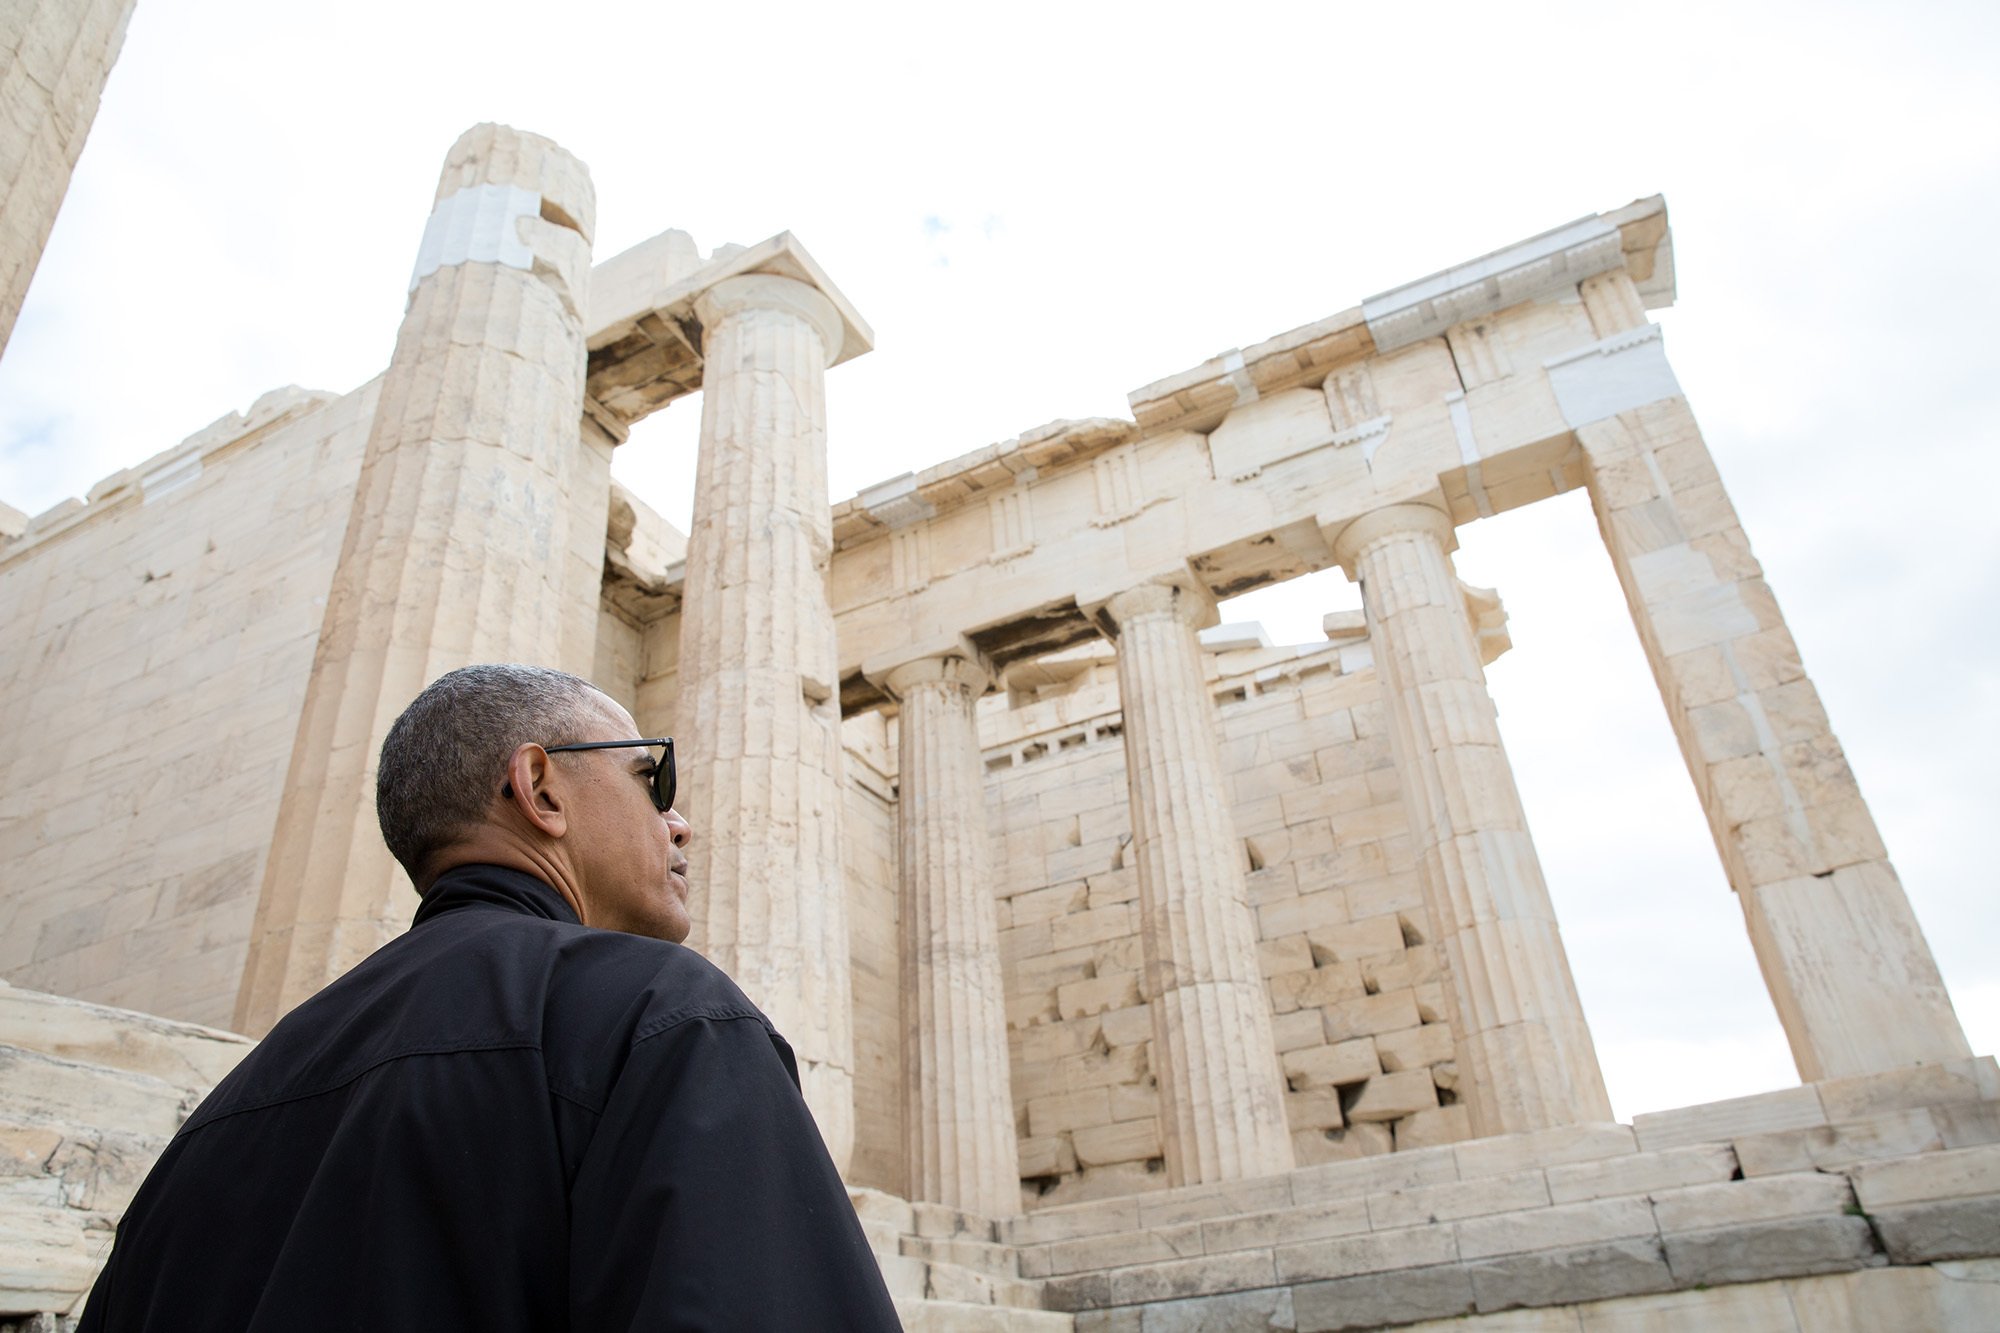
[78,664,903,1330]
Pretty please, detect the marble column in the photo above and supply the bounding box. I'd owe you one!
[0,0,138,360]
[1577,388,1969,1080]
[235,124,596,1034]
[1103,582,1294,1186]
[883,650,1020,1217]
[1329,502,1613,1136]
[679,273,856,1171]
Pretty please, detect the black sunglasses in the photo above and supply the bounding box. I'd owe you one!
[542,737,676,812]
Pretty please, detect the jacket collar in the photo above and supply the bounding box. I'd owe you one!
[410,863,581,929]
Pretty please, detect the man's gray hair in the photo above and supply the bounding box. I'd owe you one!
[377,663,604,881]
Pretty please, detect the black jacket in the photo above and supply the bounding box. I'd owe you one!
[77,864,902,1331]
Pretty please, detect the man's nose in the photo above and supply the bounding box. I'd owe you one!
[665,808,691,848]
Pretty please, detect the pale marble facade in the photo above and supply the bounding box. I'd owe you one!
[1,108,1995,1329]
[0,0,136,360]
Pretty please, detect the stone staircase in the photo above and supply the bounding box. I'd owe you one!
[0,981,253,1322]
[852,1188,1073,1330]
[985,1056,2000,1331]
[7,978,1997,1331]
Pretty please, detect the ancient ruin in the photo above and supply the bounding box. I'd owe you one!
[2,39,1997,1330]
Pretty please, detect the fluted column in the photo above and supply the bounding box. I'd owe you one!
[680,274,855,1171]
[1103,582,1294,1186]
[235,124,595,1033]
[1329,502,1612,1136]
[883,651,1020,1216]
[1578,391,1968,1079]
[0,0,138,360]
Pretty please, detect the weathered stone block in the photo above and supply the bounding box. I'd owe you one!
[1871,1198,2000,1264]
[911,1199,995,1241]
[1129,1286,1297,1332]
[1933,1100,2000,1152]
[1544,1143,1737,1204]
[1258,936,1312,978]
[1075,1119,1164,1169]
[1375,1023,1455,1073]
[1045,1250,1279,1310]
[1851,1143,2000,1209]
[1465,1236,1674,1313]
[1284,1087,1345,1133]
[1139,1176,1293,1229]
[1815,1057,2000,1123]
[1343,1069,1438,1123]
[1200,1197,1370,1256]
[1368,1168,1550,1231]
[1274,1221,1458,1283]
[1321,991,1420,1043]
[1270,1010,1327,1054]
[1100,1004,1153,1048]
[1073,1311,1143,1333]
[1290,1144,1460,1204]
[1029,1088,1114,1139]
[1003,1197,1140,1248]
[1292,1263,1474,1331]
[1281,1039,1378,1090]
[1732,1108,1941,1177]
[1018,1135,1079,1180]
[1661,1215,1878,1287]
[1454,1122,1637,1180]
[1269,961,1364,1014]
[1047,1223,1203,1275]
[1455,1195,1657,1260]
[1059,973,1144,1020]
[1650,1171,1854,1234]
[1394,1105,1471,1151]
[1632,1085,1825,1151]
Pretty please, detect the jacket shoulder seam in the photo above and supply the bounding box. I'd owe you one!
[181,1039,542,1135]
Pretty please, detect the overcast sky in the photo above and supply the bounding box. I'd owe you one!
[4,1,1995,1119]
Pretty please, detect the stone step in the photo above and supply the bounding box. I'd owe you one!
[901,1232,1021,1278]
[1003,1064,2000,1260]
[0,981,253,1090]
[0,1199,112,1316]
[895,1299,1073,1332]
[0,1046,194,1142]
[876,1251,1043,1310]
[1014,1146,1920,1302]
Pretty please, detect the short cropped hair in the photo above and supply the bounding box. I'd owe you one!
[377,663,603,882]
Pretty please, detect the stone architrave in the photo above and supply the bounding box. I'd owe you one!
[1576,384,1969,1081]
[882,650,1021,1217]
[1329,501,1613,1136]
[1101,581,1294,1186]
[234,125,596,1035]
[0,0,138,360]
[679,273,856,1171]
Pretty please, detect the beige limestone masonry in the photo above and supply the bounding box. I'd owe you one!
[1098,581,1294,1187]
[1576,387,1970,1082]
[986,628,1469,1208]
[3,179,1990,1327]
[0,0,137,361]
[883,650,1022,1218]
[0,383,365,1029]
[234,124,599,1035]
[0,981,252,1318]
[1327,500,1611,1136]
[677,272,857,1169]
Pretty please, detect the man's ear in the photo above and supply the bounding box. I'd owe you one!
[501,744,569,839]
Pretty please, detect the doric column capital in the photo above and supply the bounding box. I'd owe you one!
[881,651,992,701]
[695,273,846,365]
[1098,577,1217,637]
[1322,499,1456,577]
[865,636,993,701]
